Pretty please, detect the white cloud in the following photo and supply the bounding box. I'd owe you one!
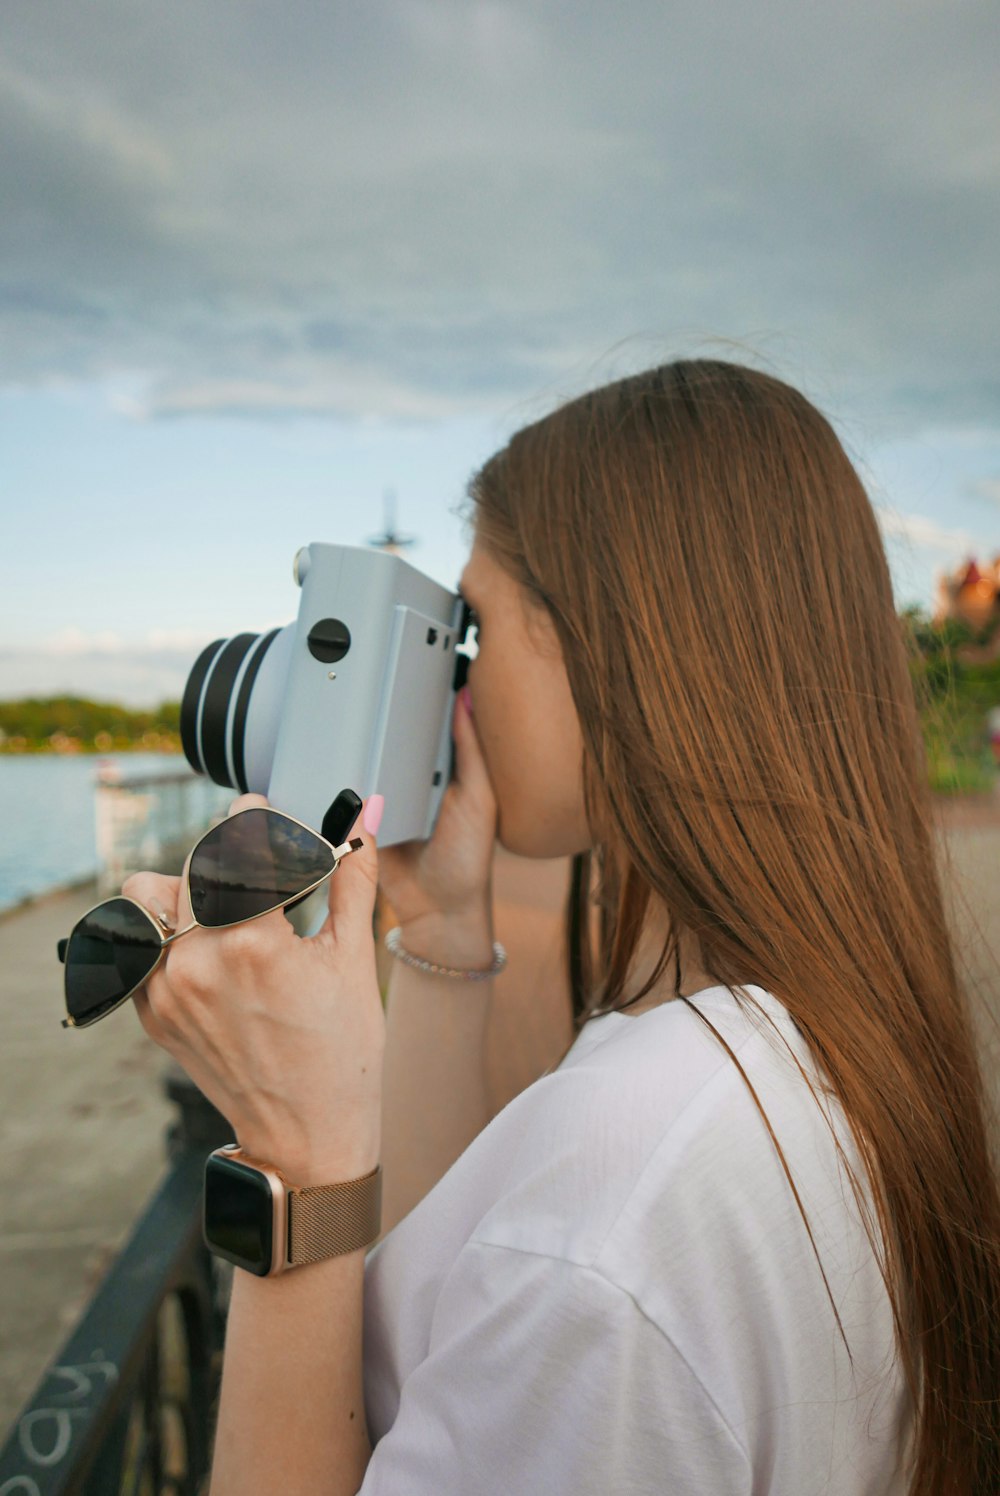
[0,0,998,428]
[968,477,1000,508]
[873,507,988,574]
[21,627,216,658]
[42,627,125,656]
[135,373,479,423]
[0,630,220,705]
[0,59,174,187]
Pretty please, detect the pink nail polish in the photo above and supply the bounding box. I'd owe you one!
[363,794,384,835]
[461,685,473,716]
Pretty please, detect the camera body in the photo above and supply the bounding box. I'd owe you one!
[180,542,475,851]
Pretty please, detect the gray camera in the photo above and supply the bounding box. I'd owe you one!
[180,542,477,853]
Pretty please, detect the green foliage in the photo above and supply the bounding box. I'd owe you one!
[0,696,182,753]
[902,606,1000,796]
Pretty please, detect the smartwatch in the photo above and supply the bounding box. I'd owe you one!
[203,1143,382,1277]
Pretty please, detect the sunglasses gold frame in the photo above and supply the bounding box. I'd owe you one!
[59,806,363,1029]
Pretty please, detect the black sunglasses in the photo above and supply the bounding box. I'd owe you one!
[57,793,365,1030]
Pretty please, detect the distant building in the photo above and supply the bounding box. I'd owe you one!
[932,554,1000,632]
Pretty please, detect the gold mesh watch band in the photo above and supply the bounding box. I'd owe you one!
[287,1164,383,1265]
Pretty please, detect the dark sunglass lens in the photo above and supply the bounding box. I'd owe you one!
[189,809,335,927]
[65,899,162,1023]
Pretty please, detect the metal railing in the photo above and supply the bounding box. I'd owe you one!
[94,767,231,896]
[0,1075,235,1496]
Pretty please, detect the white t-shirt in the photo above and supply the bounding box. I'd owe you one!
[359,983,913,1494]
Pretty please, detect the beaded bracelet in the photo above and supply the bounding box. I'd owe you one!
[383,925,507,981]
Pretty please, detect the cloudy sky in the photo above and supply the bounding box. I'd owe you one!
[2,0,999,704]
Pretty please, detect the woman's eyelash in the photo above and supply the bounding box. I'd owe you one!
[459,590,480,640]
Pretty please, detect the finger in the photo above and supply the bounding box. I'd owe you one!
[119,870,182,931]
[228,792,270,817]
[131,987,167,1045]
[452,688,496,805]
[174,845,196,929]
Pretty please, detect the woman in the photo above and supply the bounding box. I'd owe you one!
[130,359,1000,1494]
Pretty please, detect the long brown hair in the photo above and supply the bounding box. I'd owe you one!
[461,359,1000,1493]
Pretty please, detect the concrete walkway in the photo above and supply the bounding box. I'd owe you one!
[0,881,174,1434]
[1,804,997,1437]
[935,815,1000,1127]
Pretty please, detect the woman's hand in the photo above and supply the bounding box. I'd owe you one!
[123,792,385,1186]
[377,689,498,927]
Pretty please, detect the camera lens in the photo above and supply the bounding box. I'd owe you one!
[180,627,285,792]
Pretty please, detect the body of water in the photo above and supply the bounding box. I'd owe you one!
[0,754,189,913]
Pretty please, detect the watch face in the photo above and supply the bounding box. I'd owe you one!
[203,1153,275,1275]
